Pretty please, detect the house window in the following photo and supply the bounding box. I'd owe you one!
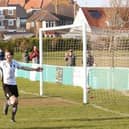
[46,21,55,28]
[46,21,49,27]
[0,10,3,15]
[61,20,65,25]
[0,21,3,26]
[8,20,14,26]
[88,10,102,19]
[50,21,54,27]
[8,10,14,15]
[20,19,26,27]
[31,22,34,27]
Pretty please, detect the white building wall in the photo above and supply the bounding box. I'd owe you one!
[73,8,91,32]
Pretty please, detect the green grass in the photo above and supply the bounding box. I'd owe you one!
[0,78,129,129]
[14,52,23,61]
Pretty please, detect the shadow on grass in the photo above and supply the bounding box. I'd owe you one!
[3,116,129,129]
[10,125,93,129]
[39,116,129,122]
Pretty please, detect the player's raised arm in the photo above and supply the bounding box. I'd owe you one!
[20,66,43,72]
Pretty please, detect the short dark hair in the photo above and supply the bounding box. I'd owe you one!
[69,49,73,52]
[6,49,14,55]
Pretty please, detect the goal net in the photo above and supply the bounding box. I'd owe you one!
[90,27,129,67]
[39,24,129,108]
[39,24,87,103]
[86,28,129,117]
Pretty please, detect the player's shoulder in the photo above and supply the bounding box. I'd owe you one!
[11,59,20,66]
[12,60,22,68]
[12,59,18,63]
[0,60,6,65]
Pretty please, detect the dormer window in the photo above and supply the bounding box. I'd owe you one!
[88,10,102,19]
[8,10,14,15]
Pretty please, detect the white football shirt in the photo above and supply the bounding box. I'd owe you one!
[0,60,22,85]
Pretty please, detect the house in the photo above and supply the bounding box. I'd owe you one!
[26,10,59,37]
[26,9,74,37]
[43,0,75,18]
[26,1,75,37]
[62,7,129,39]
[0,0,73,12]
[0,4,32,40]
[73,7,110,33]
[0,4,27,32]
[0,0,77,39]
[0,0,52,18]
[72,7,129,33]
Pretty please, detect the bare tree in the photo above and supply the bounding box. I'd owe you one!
[105,0,129,29]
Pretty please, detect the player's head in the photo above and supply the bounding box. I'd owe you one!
[68,49,73,56]
[5,50,14,61]
[33,46,38,51]
[69,49,73,52]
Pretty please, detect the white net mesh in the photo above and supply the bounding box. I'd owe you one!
[40,25,129,110]
[90,27,129,67]
[42,27,83,67]
[43,26,129,67]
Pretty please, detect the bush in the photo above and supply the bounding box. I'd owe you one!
[0,37,82,52]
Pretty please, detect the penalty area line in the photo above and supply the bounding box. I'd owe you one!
[20,90,39,96]
[90,104,129,117]
[19,90,80,105]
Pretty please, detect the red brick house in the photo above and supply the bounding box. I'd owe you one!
[0,5,27,32]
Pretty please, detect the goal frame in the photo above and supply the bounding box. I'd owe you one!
[39,23,88,104]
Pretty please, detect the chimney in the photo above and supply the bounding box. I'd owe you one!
[55,0,58,14]
[40,0,44,8]
[25,0,29,3]
[23,0,29,7]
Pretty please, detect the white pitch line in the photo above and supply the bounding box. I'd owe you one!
[20,89,80,104]
[54,97,80,105]
[91,104,129,117]
[20,90,39,96]
[5,87,129,117]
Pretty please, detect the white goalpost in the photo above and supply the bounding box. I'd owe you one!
[39,23,88,104]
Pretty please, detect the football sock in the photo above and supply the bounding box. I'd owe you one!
[11,105,18,122]
[3,100,10,115]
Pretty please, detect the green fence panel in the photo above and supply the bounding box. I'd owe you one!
[89,67,129,90]
[16,62,129,91]
[111,68,129,90]
[63,67,73,85]
[88,67,112,89]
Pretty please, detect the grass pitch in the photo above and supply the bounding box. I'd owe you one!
[0,78,129,129]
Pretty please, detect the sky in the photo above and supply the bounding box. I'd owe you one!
[74,0,110,7]
[75,0,129,7]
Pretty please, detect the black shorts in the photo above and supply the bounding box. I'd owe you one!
[3,84,19,99]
